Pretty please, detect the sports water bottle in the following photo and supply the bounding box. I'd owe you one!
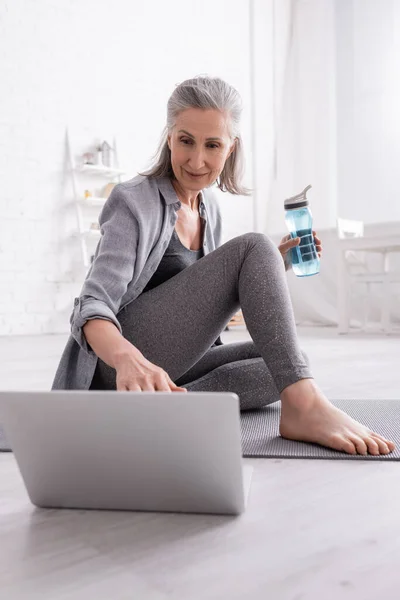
[284,184,320,277]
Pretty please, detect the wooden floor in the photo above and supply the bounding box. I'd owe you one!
[1,326,400,599]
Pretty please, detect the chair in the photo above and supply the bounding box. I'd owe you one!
[337,218,400,333]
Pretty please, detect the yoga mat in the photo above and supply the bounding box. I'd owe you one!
[241,399,400,460]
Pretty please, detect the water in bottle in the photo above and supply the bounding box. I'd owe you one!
[284,184,320,277]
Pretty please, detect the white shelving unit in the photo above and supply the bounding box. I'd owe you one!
[77,164,126,177]
[81,195,109,208]
[66,128,126,269]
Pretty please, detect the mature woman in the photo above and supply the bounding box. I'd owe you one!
[52,76,394,456]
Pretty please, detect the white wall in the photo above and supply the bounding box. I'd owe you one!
[249,0,274,234]
[0,0,252,336]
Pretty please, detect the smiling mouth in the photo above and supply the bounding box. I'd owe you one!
[185,170,207,177]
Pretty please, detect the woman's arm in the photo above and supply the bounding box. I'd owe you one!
[70,185,139,356]
[82,319,143,369]
[83,318,187,393]
[74,182,187,393]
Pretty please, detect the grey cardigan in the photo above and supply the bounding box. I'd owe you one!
[51,175,223,390]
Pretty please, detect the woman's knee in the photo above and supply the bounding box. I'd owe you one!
[238,231,271,245]
[235,232,281,259]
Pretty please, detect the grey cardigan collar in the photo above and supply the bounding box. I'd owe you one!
[156,176,205,213]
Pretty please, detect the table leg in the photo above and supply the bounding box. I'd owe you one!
[382,275,391,334]
[337,248,349,334]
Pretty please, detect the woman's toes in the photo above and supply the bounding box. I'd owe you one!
[369,432,395,453]
[371,436,391,455]
[339,437,357,455]
[383,439,396,452]
[364,436,380,456]
[348,435,368,455]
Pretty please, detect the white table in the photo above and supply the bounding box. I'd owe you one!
[337,235,400,334]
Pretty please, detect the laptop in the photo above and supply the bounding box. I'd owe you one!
[0,391,253,515]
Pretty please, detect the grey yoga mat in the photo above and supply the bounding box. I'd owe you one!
[241,399,400,460]
[1,400,399,459]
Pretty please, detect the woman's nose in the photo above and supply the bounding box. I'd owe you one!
[188,149,206,170]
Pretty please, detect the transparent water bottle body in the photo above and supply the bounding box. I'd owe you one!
[284,206,320,277]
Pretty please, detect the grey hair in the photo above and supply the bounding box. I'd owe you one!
[139,76,251,196]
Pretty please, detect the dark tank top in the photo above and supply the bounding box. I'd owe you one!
[142,223,223,346]
[143,228,204,292]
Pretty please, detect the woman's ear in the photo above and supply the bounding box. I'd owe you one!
[167,134,171,151]
[228,138,237,158]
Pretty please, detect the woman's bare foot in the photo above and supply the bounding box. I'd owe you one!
[279,379,396,455]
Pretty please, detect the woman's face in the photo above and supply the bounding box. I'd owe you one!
[167,108,236,192]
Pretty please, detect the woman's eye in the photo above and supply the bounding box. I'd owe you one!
[179,138,219,149]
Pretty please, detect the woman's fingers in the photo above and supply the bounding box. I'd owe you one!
[312,231,322,257]
[114,355,185,393]
[170,383,188,392]
[167,375,187,392]
[117,376,184,393]
[117,377,141,391]
[157,375,173,392]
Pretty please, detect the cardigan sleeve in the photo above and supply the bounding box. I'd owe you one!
[70,185,139,355]
[214,199,223,248]
[204,188,223,248]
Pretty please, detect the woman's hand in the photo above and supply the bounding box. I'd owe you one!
[278,230,323,265]
[114,351,187,393]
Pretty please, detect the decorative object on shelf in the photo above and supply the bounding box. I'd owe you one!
[84,189,92,199]
[101,182,116,198]
[82,152,95,165]
[95,145,103,166]
[101,140,113,167]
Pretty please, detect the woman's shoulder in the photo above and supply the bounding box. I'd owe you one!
[115,174,159,200]
[105,175,162,214]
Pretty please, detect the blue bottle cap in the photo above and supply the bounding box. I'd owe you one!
[284,184,312,209]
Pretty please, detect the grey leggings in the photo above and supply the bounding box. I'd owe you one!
[89,232,313,408]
